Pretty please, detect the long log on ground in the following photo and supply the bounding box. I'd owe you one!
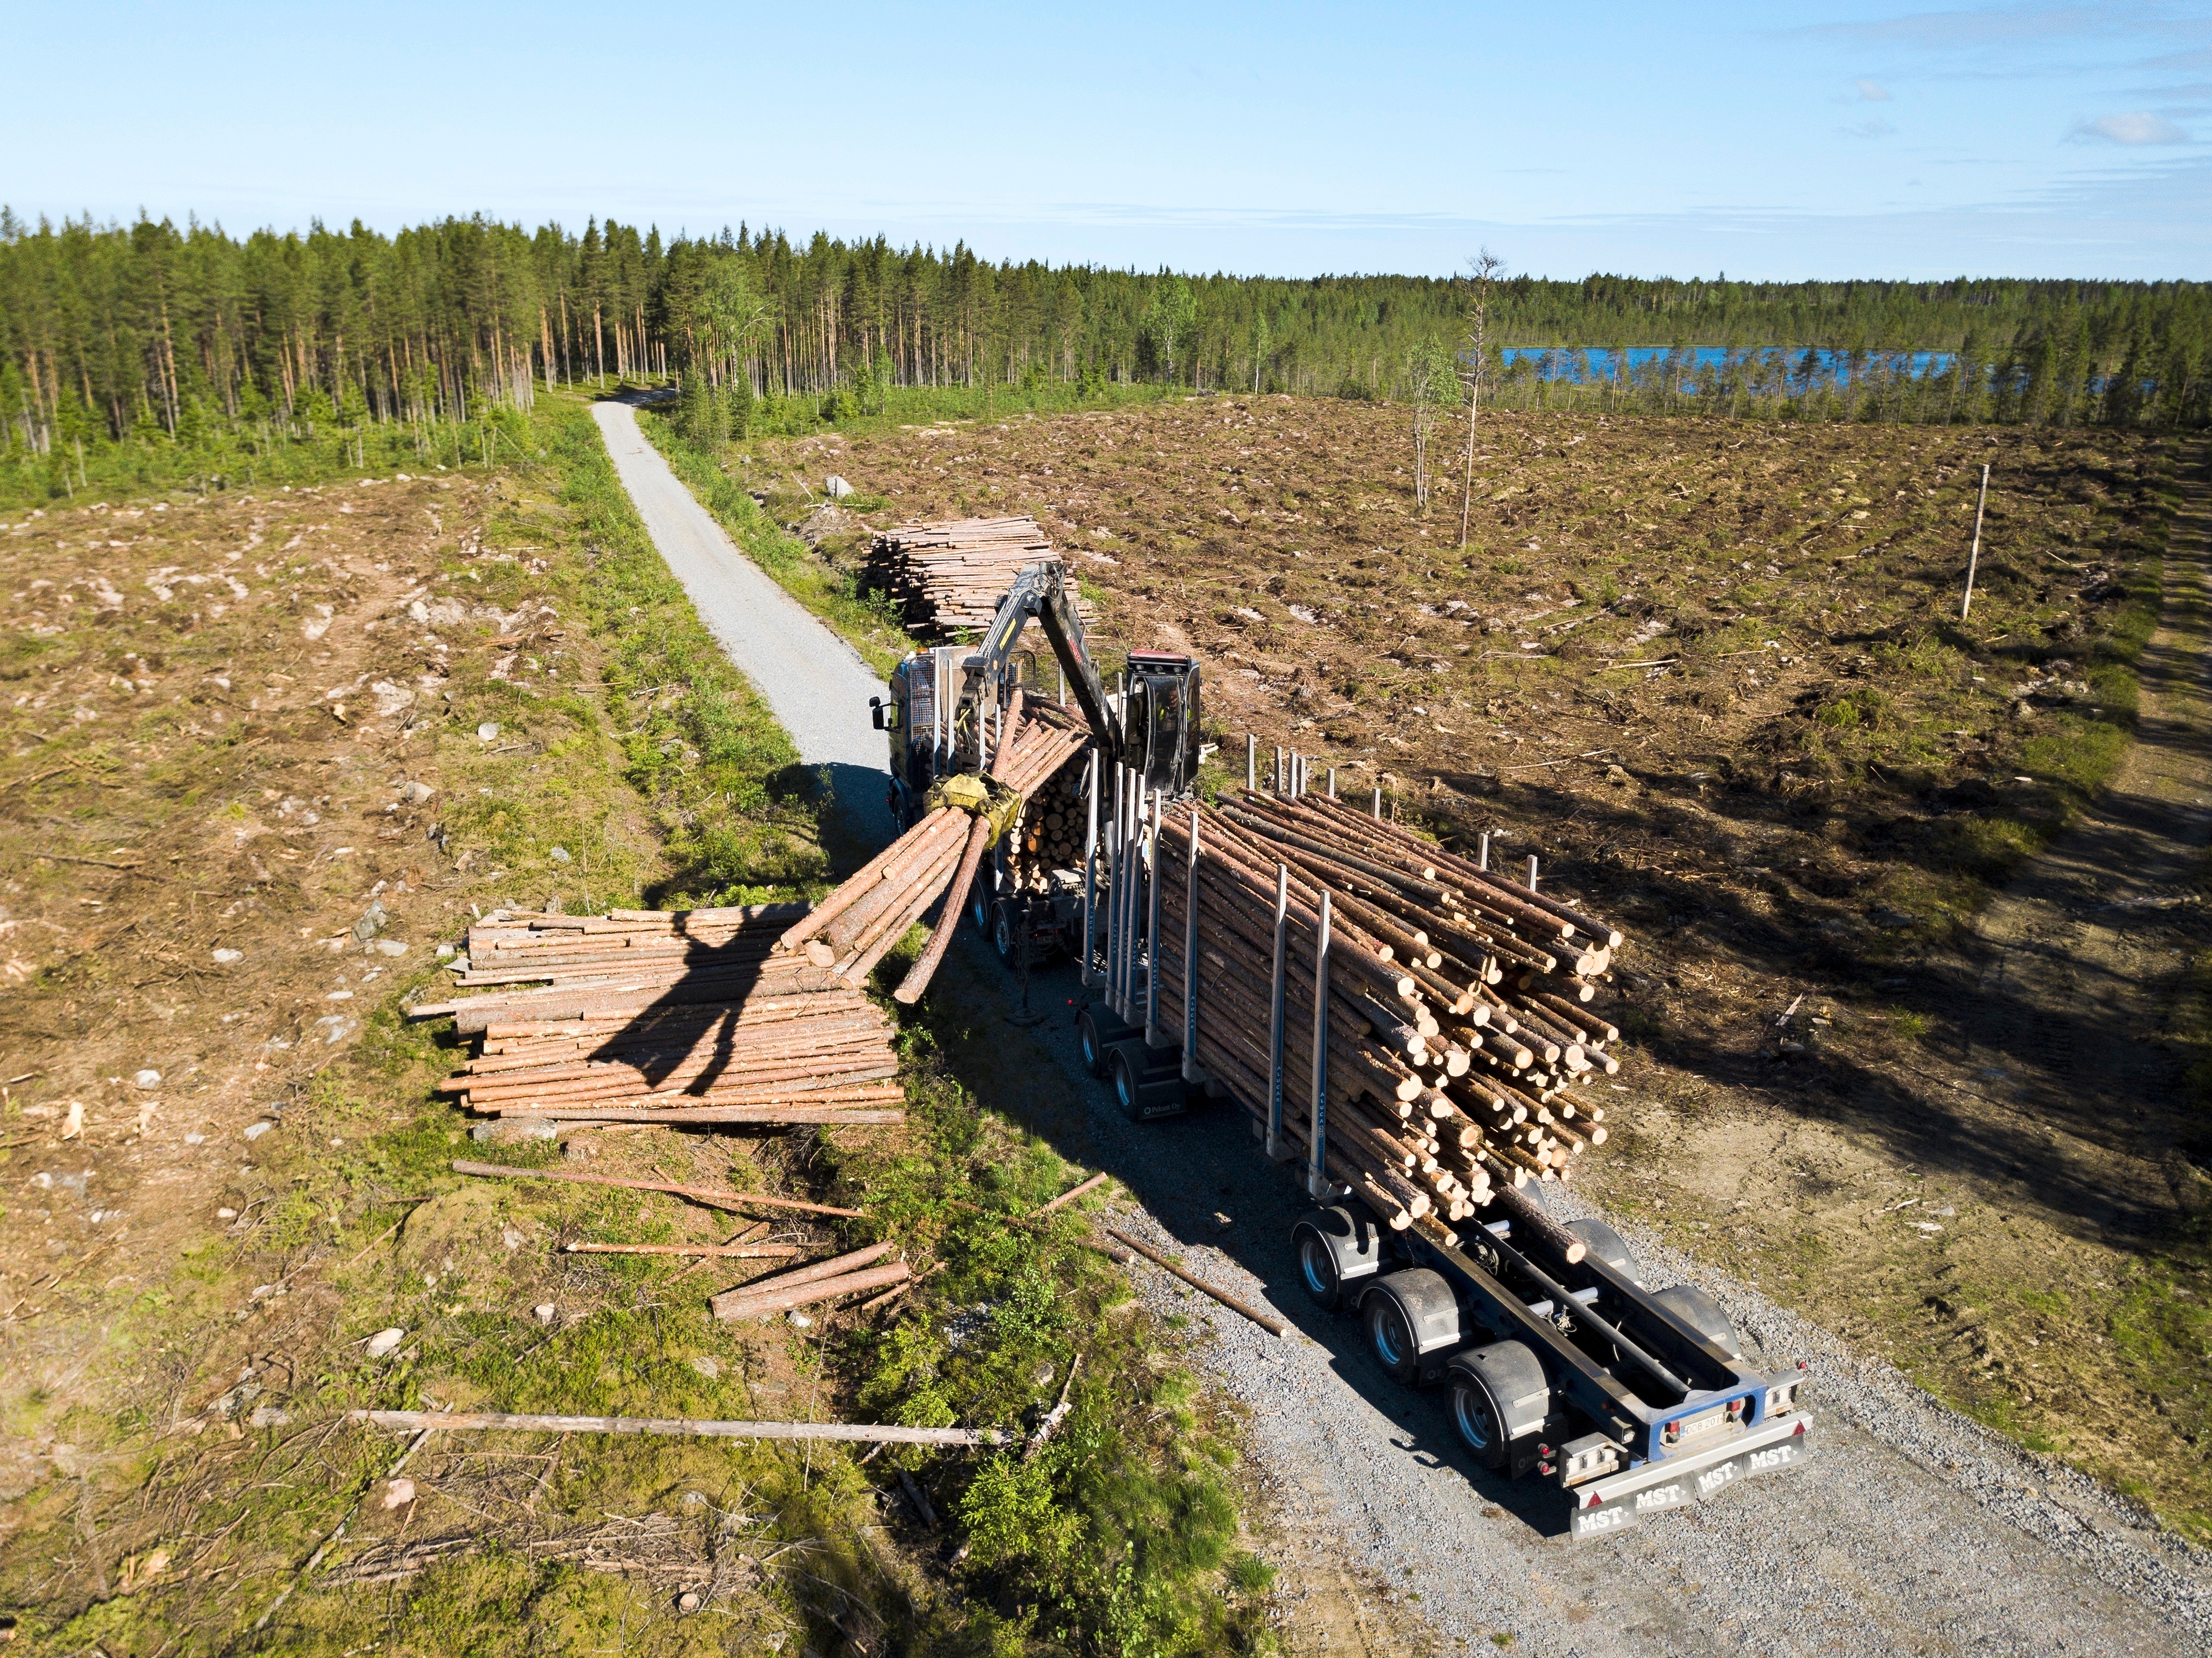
[448,1160,864,1216]
[345,1409,998,1446]
[563,1242,805,1259]
[488,1103,906,1125]
[1102,1225,1288,1337]
[712,1260,912,1320]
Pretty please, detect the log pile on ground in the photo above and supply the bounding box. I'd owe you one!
[709,1240,913,1321]
[1152,790,1628,1245]
[774,693,1088,1003]
[864,515,1093,636]
[414,905,905,1130]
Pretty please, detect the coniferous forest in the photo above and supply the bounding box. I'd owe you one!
[3,208,2208,502]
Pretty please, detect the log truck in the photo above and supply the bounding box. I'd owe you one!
[870,559,1811,1537]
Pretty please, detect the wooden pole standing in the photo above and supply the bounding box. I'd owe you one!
[1961,463,1991,619]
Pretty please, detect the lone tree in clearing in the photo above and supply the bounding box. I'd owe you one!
[1458,247,1505,548]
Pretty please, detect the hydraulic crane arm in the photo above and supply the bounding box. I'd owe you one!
[968,560,1117,753]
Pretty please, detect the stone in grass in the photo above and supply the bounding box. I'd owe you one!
[382,1477,416,1510]
[825,475,854,499]
[478,722,500,742]
[212,947,243,965]
[353,899,389,942]
[243,1120,275,1140]
[365,1327,406,1359]
[373,938,408,957]
[134,1070,161,1089]
[548,846,571,864]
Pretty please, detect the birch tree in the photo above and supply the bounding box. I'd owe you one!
[1406,337,1459,509]
[1458,249,1504,549]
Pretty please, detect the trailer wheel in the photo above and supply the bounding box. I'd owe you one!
[1566,1218,1639,1282]
[1444,1341,1551,1472]
[1106,1040,1155,1122]
[1076,1004,1130,1077]
[969,885,993,935]
[1290,1207,1380,1312]
[1363,1294,1422,1386]
[1653,1284,1744,1361]
[1296,1231,1346,1310]
[1447,1372,1509,1469]
[992,902,1017,963]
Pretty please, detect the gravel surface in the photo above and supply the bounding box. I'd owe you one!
[592,397,893,851]
[977,952,2211,1657]
[598,415,2211,1654]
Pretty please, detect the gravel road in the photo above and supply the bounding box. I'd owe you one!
[592,397,893,852]
[595,413,2212,1656]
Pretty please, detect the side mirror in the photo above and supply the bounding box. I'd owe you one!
[870,697,899,732]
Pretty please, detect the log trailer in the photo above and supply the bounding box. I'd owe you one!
[870,560,1812,1537]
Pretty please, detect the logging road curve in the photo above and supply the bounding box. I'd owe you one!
[598,415,2212,1654]
[592,395,893,854]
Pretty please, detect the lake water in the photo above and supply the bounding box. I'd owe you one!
[1500,346,1955,387]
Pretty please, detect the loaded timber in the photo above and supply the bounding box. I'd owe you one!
[861,557,1812,1535]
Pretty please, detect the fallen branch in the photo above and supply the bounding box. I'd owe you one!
[450,1160,863,1217]
[1037,1171,1110,1214]
[1025,1353,1082,1462]
[1101,1226,1287,1338]
[345,1409,999,1446]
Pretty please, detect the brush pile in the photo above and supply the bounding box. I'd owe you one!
[1151,790,1629,1240]
[774,694,1088,1002]
[864,515,1093,636]
[414,905,905,1130]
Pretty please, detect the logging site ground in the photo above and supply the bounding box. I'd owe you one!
[0,382,2209,1656]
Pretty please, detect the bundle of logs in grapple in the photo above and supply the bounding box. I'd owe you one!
[1149,790,1628,1242]
[772,691,1089,1003]
[864,515,1094,636]
[416,905,907,1130]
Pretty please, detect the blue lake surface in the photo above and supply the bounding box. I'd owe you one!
[1500,346,1955,386]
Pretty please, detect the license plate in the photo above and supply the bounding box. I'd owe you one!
[1569,1425,1808,1540]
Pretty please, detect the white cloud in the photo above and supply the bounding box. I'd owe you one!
[1844,118,1901,138]
[2072,111,2190,143]
[1856,78,1894,100]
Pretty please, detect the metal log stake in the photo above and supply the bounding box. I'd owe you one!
[1265,863,1290,1160]
[1308,889,1334,1201]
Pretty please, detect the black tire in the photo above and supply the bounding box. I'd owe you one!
[1653,1284,1743,1360]
[1076,1004,1129,1078]
[1296,1229,1345,1311]
[992,901,1016,962]
[1566,1217,1639,1281]
[1363,1292,1421,1386]
[1447,1369,1510,1469]
[1106,1039,1167,1123]
[969,884,993,934]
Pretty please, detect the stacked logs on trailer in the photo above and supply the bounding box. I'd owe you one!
[864,515,1094,637]
[413,905,906,1132]
[773,691,1089,1004]
[1149,789,1628,1245]
[1005,750,1090,893]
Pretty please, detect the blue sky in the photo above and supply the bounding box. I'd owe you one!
[8,1,2209,278]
